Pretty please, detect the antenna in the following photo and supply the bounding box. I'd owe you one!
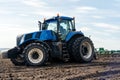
[38,21,41,30]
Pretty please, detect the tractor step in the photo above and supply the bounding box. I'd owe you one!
[62,43,70,62]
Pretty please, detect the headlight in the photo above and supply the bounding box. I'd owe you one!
[16,34,23,46]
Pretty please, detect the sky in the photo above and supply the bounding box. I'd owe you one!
[0,0,120,50]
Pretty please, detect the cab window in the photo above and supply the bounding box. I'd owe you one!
[43,20,57,32]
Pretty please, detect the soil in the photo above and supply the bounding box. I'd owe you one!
[0,54,120,80]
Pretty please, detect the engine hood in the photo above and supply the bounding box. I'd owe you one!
[17,30,57,46]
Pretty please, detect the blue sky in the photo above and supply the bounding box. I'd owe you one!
[0,0,120,50]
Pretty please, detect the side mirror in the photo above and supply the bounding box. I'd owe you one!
[38,21,41,30]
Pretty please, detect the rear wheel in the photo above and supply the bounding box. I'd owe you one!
[67,36,82,61]
[72,37,94,62]
[23,43,48,66]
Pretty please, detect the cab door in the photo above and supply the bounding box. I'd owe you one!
[58,20,73,40]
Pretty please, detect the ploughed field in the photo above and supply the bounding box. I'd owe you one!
[0,54,120,80]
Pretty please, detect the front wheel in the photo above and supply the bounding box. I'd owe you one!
[72,37,94,62]
[10,54,25,66]
[23,43,48,66]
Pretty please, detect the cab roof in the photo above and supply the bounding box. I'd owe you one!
[45,16,74,22]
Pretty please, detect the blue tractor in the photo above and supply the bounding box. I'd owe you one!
[7,15,95,66]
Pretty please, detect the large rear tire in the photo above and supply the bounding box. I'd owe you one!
[72,37,94,62]
[67,36,81,61]
[23,43,48,66]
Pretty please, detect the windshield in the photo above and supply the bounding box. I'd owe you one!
[42,19,74,33]
[59,20,73,31]
[43,20,57,32]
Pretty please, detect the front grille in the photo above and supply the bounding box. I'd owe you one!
[24,33,33,40]
[17,35,23,45]
[35,32,41,39]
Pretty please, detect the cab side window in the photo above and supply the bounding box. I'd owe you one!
[59,20,72,40]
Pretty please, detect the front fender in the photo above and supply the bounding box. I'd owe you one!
[19,39,51,55]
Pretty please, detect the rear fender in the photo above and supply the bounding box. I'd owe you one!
[65,31,84,42]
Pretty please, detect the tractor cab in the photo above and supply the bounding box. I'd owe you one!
[39,15,76,40]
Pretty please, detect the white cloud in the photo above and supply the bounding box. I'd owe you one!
[0,9,12,14]
[0,24,36,34]
[115,0,120,1]
[92,15,104,19]
[111,14,120,18]
[70,0,80,2]
[92,23,120,31]
[34,11,57,17]
[77,26,91,32]
[18,14,29,17]
[21,0,64,17]
[105,29,120,33]
[76,6,97,13]
[93,30,110,36]
[34,11,65,17]
[22,0,47,8]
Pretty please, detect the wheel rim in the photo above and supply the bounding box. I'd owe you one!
[28,48,43,64]
[81,42,92,59]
